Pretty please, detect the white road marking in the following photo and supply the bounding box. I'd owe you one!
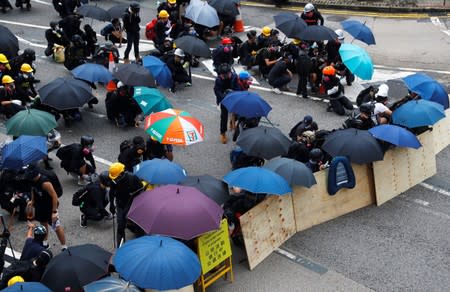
[420,182,450,198]
[201,58,261,85]
[16,36,47,49]
[0,19,49,30]
[32,0,51,6]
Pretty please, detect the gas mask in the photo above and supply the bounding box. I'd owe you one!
[223,45,233,53]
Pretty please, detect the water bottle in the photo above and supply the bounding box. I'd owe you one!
[156,1,161,8]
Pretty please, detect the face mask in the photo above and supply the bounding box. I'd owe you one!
[82,147,90,155]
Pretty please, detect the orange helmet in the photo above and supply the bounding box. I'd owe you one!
[322,66,336,76]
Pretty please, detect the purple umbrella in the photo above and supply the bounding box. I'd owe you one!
[127,184,223,240]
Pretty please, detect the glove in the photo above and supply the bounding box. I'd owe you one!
[251,50,257,56]
[11,100,22,105]
[327,86,339,95]
[109,205,116,215]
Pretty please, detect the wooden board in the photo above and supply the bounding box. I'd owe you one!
[239,195,296,270]
[373,130,437,206]
[432,108,450,155]
[292,164,376,232]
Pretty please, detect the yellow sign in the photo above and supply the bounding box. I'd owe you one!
[198,219,232,274]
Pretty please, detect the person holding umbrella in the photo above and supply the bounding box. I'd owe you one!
[301,3,324,26]
[322,65,353,115]
[122,2,141,63]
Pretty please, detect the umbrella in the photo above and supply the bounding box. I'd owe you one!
[402,73,449,109]
[339,43,374,80]
[273,12,307,39]
[264,157,316,187]
[298,25,338,41]
[185,0,220,28]
[341,20,376,45]
[113,235,201,290]
[236,126,291,159]
[1,135,47,169]
[368,124,421,149]
[71,63,113,83]
[208,0,239,17]
[3,282,51,292]
[107,4,128,19]
[6,108,57,136]
[127,185,223,239]
[322,128,384,164]
[142,56,173,88]
[77,5,111,21]
[0,24,19,59]
[221,91,272,118]
[41,244,112,292]
[84,276,140,292]
[223,166,292,195]
[133,86,172,116]
[174,35,211,58]
[38,77,93,110]
[144,108,204,145]
[180,174,230,205]
[392,99,445,128]
[133,158,187,185]
[113,64,156,87]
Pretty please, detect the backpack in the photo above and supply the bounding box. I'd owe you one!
[100,23,113,37]
[145,18,158,41]
[40,169,63,198]
[118,139,133,163]
[72,186,88,206]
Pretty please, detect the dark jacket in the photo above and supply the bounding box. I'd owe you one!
[214,73,240,105]
[122,9,141,33]
[154,19,169,46]
[212,45,234,68]
[109,172,143,209]
[300,10,324,26]
[322,75,344,99]
[81,181,108,211]
[57,143,96,173]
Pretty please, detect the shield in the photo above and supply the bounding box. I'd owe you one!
[0,24,19,59]
[1,136,47,169]
[392,99,445,128]
[6,108,57,137]
[274,12,307,39]
[263,157,316,187]
[142,56,173,88]
[38,78,93,110]
[236,126,291,159]
[402,73,449,109]
[174,35,211,58]
[221,91,272,118]
[77,5,111,21]
[339,43,374,80]
[133,86,172,116]
[113,64,156,87]
[341,20,376,45]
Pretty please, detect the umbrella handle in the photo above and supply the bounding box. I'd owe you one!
[264,117,274,127]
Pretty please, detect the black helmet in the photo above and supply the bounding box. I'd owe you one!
[218,63,232,75]
[359,102,374,114]
[50,21,59,29]
[130,2,140,13]
[24,164,40,181]
[80,135,94,147]
[33,225,47,241]
[72,34,83,45]
[35,250,53,267]
[23,49,36,61]
[98,170,111,187]
[309,148,323,161]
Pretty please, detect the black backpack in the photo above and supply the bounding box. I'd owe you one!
[72,186,88,206]
[40,169,63,198]
[118,139,132,163]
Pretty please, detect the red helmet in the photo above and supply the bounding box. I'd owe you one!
[221,37,233,45]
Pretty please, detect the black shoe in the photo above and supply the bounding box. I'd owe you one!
[80,214,87,228]
[326,105,333,112]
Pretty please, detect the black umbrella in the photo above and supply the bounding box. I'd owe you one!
[41,244,112,292]
[180,174,230,205]
[264,157,316,187]
[77,5,111,22]
[298,25,338,41]
[113,64,156,87]
[107,4,128,19]
[208,0,239,17]
[0,24,20,59]
[174,35,211,58]
[273,12,307,39]
[38,77,93,110]
[236,126,291,159]
[322,128,384,164]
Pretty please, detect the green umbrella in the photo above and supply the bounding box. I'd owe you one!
[133,86,172,116]
[6,108,57,136]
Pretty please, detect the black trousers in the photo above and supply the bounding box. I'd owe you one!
[124,32,140,60]
[296,72,308,97]
[220,104,228,135]
[115,206,128,247]
[330,96,353,116]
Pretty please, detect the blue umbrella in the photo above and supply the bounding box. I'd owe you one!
[3,282,52,292]
[133,86,172,116]
[71,63,113,83]
[84,276,141,292]
[143,55,173,88]
[392,99,445,128]
[133,158,187,184]
[223,166,292,195]
[113,235,201,290]
[368,124,421,149]
[339,43,374,80]
[1,135,47,169]
[341,20,376,45]
[402,73,449,109]
[221,91,272,118]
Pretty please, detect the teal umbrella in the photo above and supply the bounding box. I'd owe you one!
[6,108,57,136]
[133,86,172,116]
[339,43,374,80]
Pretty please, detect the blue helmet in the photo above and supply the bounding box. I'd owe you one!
[239,71,251,80]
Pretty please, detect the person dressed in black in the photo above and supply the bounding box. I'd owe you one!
[14,63,37,105]
[301,3,324,26]
[60,0,80,18]
[101,18,126,46]
[10,49,37,77]
[0,0,13,13]
[285,130,316,163]
[83,24,98,57]
[105,83,140,127]
[343,102,378,130]
[58,14,83,41]
[122,2,141,63]
[157,0,181,38]
[0,75,25,118]
[93,41,120,69]
[165,48,191,93]
[15,0,31,10]
[212,38,235,72]
[257,42,281,79]
[268,54,293,94]
[118,136,146,172]
[296,49,313,99]
[306,148,326,173]
[44,21,69,57]
[20,224,46,261]
[145,137,174,161]
[322,65,353,115]
[64,34,88,70]
[289,115,319,140]
[239,30,258,70]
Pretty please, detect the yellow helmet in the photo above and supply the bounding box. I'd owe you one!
[8,276,25,287]
[159,10,169,18]
[2,75,15,84]
[262,26,271,37]
[293,39,301,45]
[0,53,8,64]
[20,63,33,73]
[109,162,125,180]
[168,0,176,4]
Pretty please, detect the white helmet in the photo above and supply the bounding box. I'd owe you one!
[335,29,345,41]
[376,84,389,98]
[304,3,314,13]
[174,48,185,58]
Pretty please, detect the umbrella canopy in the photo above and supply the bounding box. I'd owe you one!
[113,235,201,290]
[322,128,384,164]
[38,77,93,110]
[402,73,449,109]
[236,126,291,159]
[339,43,374,80]
[107,4,128,19]
[128,185,223,239]
[84,276,141,292]
[221,91,272,118]
[180,174,230,205]
[298,25,338,41]
[41,244,112,292]
[1,135,47,169]
[142,56,173,88]
[113,64,156,87]
[133,86,172,116]
[3,282,51,292]
[174,35,211,58]
[392,99,445,128]
[368,124,421,149]
[273,12,307,39]
[341,20,376,45]
[264,157,316,188]
[77,5,111,21]
[144,108,204,145]
[71,63,113,83]
[0,24,19,59]
[208,0,239,17]
[6,108,57,136]
[185,0,220,28]
[223,166,292,195]
[133,158,187,185]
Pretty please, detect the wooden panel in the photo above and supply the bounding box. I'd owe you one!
[293,164,375,232]
[433,108,450,155]
[373,130,437,206]
[239,195,296,270]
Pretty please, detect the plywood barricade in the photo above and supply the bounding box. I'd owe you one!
[293,163,376,232]
[373,130,437,206]
[432,108,450,155]
[239,195,296,270]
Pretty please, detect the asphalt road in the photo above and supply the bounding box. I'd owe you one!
[0,1,449,291]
